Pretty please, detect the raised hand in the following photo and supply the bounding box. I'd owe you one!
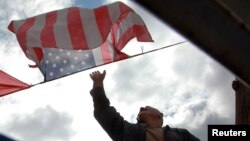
[90,70,106,87]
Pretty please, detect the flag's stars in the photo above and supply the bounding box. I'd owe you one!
[48,52,53,56]
[81,61,86,65]
[85,53,89,58]
[63,60,67,64]
[60,68,64,72]
[56,56,60,60]
[67,51,71,56]
[52,64,57,68]
[42,49,96,81]
[49,72,54,76]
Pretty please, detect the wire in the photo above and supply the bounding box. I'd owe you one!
[31,41,187,87]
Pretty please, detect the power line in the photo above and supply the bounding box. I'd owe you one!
[32,41,187,86]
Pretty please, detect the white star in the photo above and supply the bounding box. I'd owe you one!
[48,52,52,56]
[81,61,86,66]
[52,64,57,68]
[67,51,71,56]
[60,68,64,72]
[56,56,60,60]
[49,72,54,76]
[71,64,75,69]
[63,60,67,64]
[45,60,49,64]
[85,53,89,58]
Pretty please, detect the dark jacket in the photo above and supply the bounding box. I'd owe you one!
[90,87,200,141]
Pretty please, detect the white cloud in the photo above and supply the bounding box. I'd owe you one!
[2,106,75,141]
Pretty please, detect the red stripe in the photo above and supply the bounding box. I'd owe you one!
[67,7,88,50]
[8,21,14,33]
[116,25,153,51]
[112,11,130,46]
[119,2,133,13]
[133,25,153,42]
[114,51,129,61]
[32,47,43,63]
[94,5,112,42]
[16,17,35,53]
[41,11,57,48]
[100,42,112,63]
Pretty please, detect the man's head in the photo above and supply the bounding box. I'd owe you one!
[137,106,163,128]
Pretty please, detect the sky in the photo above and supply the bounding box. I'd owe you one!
[0,0,236,141]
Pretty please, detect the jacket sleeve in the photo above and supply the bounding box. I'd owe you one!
[90,86,129,140]
[181,129,200,141]
[165,126,200,141]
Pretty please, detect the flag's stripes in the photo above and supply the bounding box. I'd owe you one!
[26,15,45,49]
[25,15,46,62]
[92,47,104,66]
[16,17,35,54]
[117,13,146,39]
[13,20,26,33]
[119,2,133,14]
[107,2,121,23]
[10,2,151,54]
[41,11,57,48]
[95,42,116,64]
[80,9,103,49]
[115,12,153,51]
[100,42,113,64]
[54,9,72,50]
[67,7,88,50]
[94,5,112,42]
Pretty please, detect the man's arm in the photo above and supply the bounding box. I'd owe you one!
[90,70,109,112]
[89,70,128,140]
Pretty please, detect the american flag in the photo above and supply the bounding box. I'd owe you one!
[8,2,153,81]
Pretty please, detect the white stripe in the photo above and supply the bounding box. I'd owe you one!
[92,47,104,66]
[79,8,103,49]
[107,2,121,23]
[54,9,73,50]
[26,15,45,48]
[13,19,26,33]
[106,34,116,60]
[25,15,46,63]
[116,12,145,44]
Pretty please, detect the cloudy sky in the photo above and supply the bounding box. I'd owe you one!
[0,0,236,141]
